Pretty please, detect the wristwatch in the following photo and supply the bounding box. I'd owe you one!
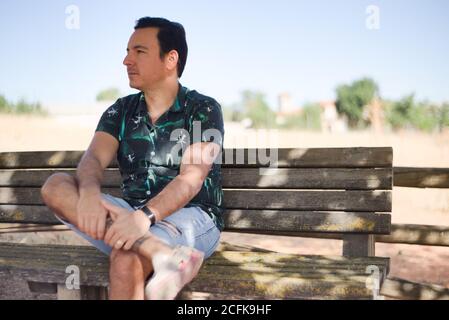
[140,206,156,226]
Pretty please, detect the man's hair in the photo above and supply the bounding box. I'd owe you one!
[134,17,188,78]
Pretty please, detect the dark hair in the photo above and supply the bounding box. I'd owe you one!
[134,17,188,78]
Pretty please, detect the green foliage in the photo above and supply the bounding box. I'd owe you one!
[438,103,449,130]
[15,99,46,115]
[240,90,276,128]
[96,87,121,101]
[385,94,446,133]
[0,94,12,113]
[336,78,379,129]
[0,94,47,115]
[409,102,439,133]
[385,94,414,130]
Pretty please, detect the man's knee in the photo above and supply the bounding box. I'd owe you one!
[41,173,76,205]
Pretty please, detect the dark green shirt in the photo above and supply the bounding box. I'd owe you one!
[95,84,225,231]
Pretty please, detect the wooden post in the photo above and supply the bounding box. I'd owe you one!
[57,284,81,300]
[57,285,108,300]
[80,286,108,300]
[342,234,375,257]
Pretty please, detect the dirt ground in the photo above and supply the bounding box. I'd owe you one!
[0,114,448,299]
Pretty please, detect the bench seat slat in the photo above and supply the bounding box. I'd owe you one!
[0,243,388,299]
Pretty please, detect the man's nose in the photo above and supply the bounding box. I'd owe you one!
[123,54,133,66]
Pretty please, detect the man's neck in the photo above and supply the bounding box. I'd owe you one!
[142,79,179,118]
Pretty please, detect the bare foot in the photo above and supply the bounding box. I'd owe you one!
[144,245,205,300]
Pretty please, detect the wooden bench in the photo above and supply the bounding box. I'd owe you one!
[0,147,392,299]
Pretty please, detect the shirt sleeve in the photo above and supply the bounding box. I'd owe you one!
[189,98,225,148]
[95,99,122,141]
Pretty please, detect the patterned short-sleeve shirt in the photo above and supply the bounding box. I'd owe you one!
[95,83,225,231]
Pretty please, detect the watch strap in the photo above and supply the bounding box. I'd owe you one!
[140,206,156,226]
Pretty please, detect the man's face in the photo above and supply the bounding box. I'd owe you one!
[123,28,168,90]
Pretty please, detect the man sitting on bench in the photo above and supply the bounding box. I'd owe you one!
[40,16,224,300]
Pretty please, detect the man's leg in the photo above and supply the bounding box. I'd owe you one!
[40,173,171,299]
[108,249,153,299]
[41,172,81,227]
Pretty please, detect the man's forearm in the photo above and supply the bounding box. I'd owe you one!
[144,173,202,222]
[76,153,104,196]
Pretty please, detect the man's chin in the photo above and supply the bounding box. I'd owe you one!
[128,81,142,91]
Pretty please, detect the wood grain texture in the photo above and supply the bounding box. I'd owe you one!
[0,243,389,300]
[393,167,449,188]
[0,205,391,234]
[0,167,393,190]
[0,147,393,169]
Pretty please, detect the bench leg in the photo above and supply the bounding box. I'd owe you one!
[57,284,108,300]
[342,234,375,257]
[57,284,81,300]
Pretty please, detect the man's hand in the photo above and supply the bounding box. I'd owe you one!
[102,200,151,250]
[77,194,108,240]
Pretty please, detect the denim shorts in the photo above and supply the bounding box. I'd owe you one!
[55,193,221,259]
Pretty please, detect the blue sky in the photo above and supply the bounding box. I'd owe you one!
[0,0,448,112]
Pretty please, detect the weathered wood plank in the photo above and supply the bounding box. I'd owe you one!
[0,169,120,188]
[185,270,380,299]
[258,224,449,247]
[376,224,449,247]
[0,243,388,299]
[0,205,60,224]
[0,205,391,234]
[0,167,393,190]
[381,277,449,300]
[342,234,375,257]
[0,187,392,212]
[0,147,393,169]
[0,243,389,269]
[223,190,391,212]
[393,167,449,188]
[224,209,391,234]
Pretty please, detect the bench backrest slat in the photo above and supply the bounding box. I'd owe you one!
[0,168,392,190]
[0,148,393,169]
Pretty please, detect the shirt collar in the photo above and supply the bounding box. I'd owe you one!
[138,83,189,114]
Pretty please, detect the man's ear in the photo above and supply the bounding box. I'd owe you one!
[166,50,179,71]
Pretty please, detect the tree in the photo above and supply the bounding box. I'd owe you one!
[96,87,121,102]
[385,94,441,133]
[437,102,449,132]
[241,90,276,128]
[0,94,12,113]
[335,78,379,129]
[385,94,414,131]
[409,102,439,133]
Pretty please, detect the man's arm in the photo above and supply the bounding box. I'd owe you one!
[102,141,221,250]
[141,142,220,222]
[77,131,119,239]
